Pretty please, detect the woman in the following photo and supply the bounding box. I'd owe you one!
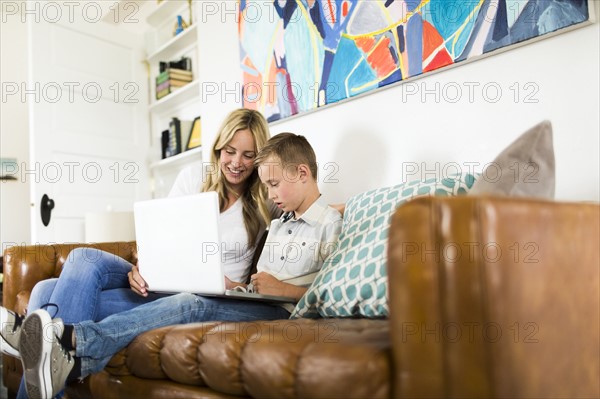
[1,108,276,397]
[130,108,275,296]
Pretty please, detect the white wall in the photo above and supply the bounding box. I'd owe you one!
[1,4,597,251]
[0,16,31,250]
[198,3,599,203]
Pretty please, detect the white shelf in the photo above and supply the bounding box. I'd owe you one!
[147,0,190,27]
[149,80,201,114]
[146,0,201,198]
[147,24,198,64]
[150,146,202,170]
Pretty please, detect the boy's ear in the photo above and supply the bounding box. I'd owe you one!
[297,164,310,182]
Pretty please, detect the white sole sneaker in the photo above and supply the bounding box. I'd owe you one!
[20,310,63,399]
[0,306,22,358]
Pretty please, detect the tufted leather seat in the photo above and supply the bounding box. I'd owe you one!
[91,318,391,398]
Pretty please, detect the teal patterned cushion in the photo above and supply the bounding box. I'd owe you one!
[291,172,477,319]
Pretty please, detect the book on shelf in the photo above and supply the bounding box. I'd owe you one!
[156,68,193,83]
[180,119,193,149]
[156,88,171,100]
[162,117,183,158]
[156,82,193,100]
[155,66,194,100]
[160,57,192,73]
[156,79,191,92]
[155,56,193,98]
[161,130,169,159]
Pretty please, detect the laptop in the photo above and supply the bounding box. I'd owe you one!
[133,192,296,303]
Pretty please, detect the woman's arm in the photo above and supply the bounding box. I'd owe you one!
[329,203,345,216]
[168,164,204,197]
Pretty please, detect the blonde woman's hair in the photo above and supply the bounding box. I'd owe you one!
[201,109,271,245]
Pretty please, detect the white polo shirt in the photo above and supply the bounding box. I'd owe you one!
[257,196,342,284]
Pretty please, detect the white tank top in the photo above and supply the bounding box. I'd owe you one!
[218,199,255,283]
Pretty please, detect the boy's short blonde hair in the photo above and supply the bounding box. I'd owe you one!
[255,132,318,180]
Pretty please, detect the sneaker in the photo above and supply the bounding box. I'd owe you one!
[19,309,74,399]
[0,306,24,358]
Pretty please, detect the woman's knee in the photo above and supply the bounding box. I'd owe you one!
[74,247,115,264]
[28,278,59,311]
[172,293,199,304]
[168,293,205,312]
[62,248,129,275]
[62,248,99,270]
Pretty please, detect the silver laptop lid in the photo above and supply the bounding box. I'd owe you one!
[133,192,225,294]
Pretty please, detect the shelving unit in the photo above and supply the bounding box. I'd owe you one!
[149,146,202,196]
[150,146,202,170]
[145,0,203,198]
[146,24,198,64]
[146,0,191,27]
[149,80,201,114]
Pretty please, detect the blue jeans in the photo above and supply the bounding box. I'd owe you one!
[28,248,167,322]
[74,293,291,377]
[17,248,167,399]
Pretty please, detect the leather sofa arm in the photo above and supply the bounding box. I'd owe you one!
[2,242,137,315]
[2,241,138,396]
[388,196,599,398]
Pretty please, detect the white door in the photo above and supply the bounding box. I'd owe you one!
[28,10,150,244]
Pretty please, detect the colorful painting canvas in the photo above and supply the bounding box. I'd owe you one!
[238,0,591,122]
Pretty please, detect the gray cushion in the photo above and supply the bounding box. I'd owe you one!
[469,120,555,199]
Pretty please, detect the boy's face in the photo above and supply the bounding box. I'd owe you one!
[258,156,307,214]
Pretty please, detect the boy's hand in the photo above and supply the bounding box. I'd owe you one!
[249,272,282,295]
[128,265,148,297]
[250,272,307,300]
[224,276,246,290]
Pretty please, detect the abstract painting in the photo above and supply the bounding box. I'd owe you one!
[238,0,591,122]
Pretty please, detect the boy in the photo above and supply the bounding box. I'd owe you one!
[16,133,342,399]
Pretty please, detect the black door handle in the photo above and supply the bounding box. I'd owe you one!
[41,194,55,227]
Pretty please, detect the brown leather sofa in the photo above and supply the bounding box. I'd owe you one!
[3,196,599,398]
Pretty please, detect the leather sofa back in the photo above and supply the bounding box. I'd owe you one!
[3,242,137,315]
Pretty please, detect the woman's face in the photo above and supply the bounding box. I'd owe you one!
[219,129,256,193]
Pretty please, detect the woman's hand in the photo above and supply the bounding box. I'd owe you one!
[250,272,307,300]
[329,203,346,216]
[128,265,148,297]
